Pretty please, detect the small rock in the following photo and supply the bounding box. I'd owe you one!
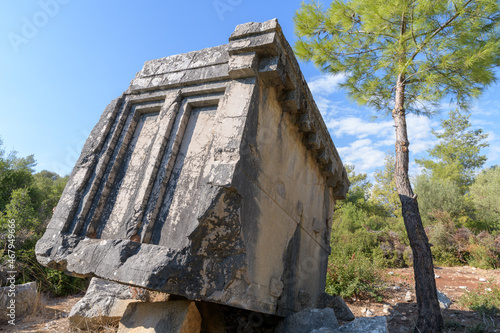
[486,288,492,292]
[437,290,451,309]
[382,308,390,314]
[388,271,394,275]
[393,286,401,291]
[361,307,368,314]
[401,316,408,321]
[479,278,487,282]
[0,282,38,323]
[405,291,412,302]
[435,274,441,278]
[317,293,355,321]
[365,309,374,317]
[459,286,467,290]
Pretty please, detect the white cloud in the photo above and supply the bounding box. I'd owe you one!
[485,131,497,143]
[486,145,500,166]
[326,117,394,139]
[314,96,342,118]
[337,139,387,174]
[326,113,440,177]
[308,73,347,96]
[406,114,437,154]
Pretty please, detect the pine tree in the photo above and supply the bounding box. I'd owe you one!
[294,1,500,331]
[416,109,488,192]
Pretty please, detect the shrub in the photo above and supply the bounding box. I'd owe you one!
[325,251,385,302]
[467,232,500,269]
[427,221,462,266]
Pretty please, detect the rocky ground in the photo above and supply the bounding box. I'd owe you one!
[1,266,498,332]
[346,266,500,332]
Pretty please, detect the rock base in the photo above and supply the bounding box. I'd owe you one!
[118,301,201,333]
[69,278,148,330]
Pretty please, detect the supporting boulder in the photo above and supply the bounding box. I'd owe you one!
[117,301,201,333]
[69,278,148,330]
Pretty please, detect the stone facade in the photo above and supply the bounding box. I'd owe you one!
[36,19,349,317]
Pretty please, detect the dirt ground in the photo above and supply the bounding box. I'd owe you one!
[0,294,83,332]
[346,266,500,333]
[1,266,499,332]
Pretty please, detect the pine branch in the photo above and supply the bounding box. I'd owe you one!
[404,0,475,70]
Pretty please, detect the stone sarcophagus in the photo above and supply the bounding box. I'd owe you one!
[36,19,349,317]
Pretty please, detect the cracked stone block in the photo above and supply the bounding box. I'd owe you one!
[69,278,148,330]
[35,19,349,317]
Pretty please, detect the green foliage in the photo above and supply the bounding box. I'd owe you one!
[0,146,36,211]
[467,232,500,269]
[294,0,500,114]
[0,137,85,296]
[331,196,410,268]
[458,282,500,317]
[371,154,401,218]
[0,188,37,243]
[416,109,489,192]
[427,219,463,266]
[470,166,500,231]
[413,173,468,225]
[344,164,372,202]
[325,251,385,301]
[329,160,500,300]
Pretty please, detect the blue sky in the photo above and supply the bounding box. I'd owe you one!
[1,0,498,180]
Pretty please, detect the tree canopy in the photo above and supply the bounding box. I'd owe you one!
[295,0,500,115]
[416,108,489,191]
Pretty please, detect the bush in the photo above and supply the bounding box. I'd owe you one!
[467,232,500,269]
[325,251,385,302]
[413,175,467,225]
[427,220,462,266]
[331,202,410,268]
[0,175,87,297]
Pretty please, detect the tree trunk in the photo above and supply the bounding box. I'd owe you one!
[393,74,443,333]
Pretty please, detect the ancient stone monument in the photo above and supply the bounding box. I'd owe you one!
[36,19,349,321]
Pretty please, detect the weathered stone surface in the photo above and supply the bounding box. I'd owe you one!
[337,316,388,333]
[117,301,201,333]
[69,278,147,330]
[275,307,339,333]
[437,290,452,309]
[317,292,355,321]
[0,282,37,323]
[35,19,349,317]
